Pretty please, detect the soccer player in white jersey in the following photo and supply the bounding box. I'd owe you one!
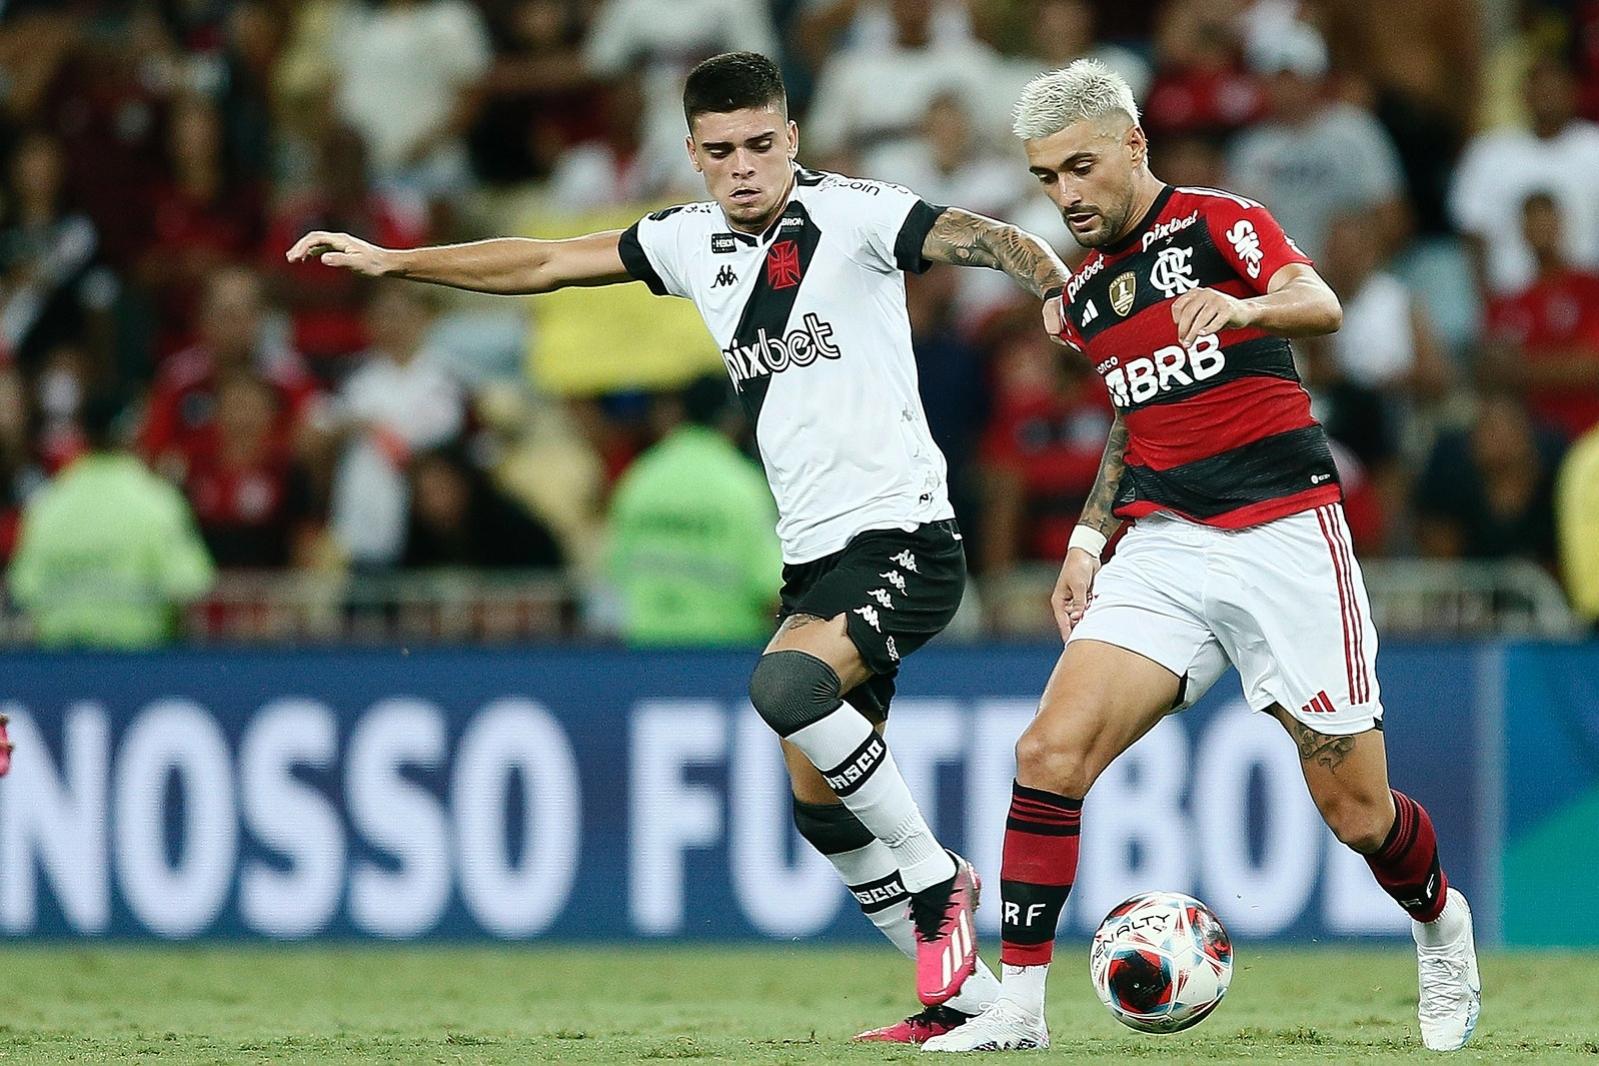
[923,60,1480,1054]
[290,52,1071,1044]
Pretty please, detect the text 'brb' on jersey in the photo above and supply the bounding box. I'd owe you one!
[1058,184,1341,529]
[618,168,954,564]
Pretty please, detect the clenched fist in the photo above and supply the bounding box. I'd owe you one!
[286,231,395,277]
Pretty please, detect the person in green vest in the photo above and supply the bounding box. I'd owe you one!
[8,394,216,648]
[607,375,781,645]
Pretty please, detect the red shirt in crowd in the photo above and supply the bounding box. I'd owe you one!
[1487,268,1599,440]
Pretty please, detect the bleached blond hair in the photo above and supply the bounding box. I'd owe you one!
[1012,58,1140,140]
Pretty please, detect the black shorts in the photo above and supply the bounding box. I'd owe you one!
[776,519,966,722]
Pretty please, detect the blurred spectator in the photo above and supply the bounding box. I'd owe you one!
[546,70,680,212]
[138,95,265,355]
[1557,423,1599,620]
[1451,56,1599,296]
[906,269,988,540]
[1227,20,1406,261]
[583,0,775,192]
[8,392,215,648]
[402,443,563,568]
[0,131,108,370]
[991,0,1152,124]
[1141,0,1262,140]
[803,0,997,161]
[329,284,466,569]
[1482,191,1599,442]
[263,124,429,363]
[1316,0,1480,235]
[978,317,1111,577]
[331,0,493,200]
[183,371,316,569]
[214,0,289,179]
[1415,393,1564,564]
[471,0,597,184]
[605,375,779,645]
[141,267,320,481]
[1317,211,1450,413]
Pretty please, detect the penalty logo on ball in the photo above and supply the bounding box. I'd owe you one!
[1090,891,1233,1034]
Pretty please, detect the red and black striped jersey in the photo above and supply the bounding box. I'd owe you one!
[1056,184,1341,529]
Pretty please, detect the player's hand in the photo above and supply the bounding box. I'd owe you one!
[1171,287,1254,346]
[1051,547,1100,642]
[1043,290,1070,346]
[286,231,395,276]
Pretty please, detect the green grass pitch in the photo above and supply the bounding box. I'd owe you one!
[0,944,1595,1064]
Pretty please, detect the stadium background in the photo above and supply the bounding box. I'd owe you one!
[0,0,1598,1043]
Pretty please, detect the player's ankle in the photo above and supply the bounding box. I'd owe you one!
[998,962,1049,1016]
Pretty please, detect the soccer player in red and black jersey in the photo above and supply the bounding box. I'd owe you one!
[925,60,1481,1054]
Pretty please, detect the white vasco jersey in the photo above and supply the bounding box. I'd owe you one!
[619,166,955,563]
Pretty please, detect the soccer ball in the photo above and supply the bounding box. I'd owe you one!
[1090,891,1233,1034]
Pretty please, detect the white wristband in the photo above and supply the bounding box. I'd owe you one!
[1068,526,1108,559]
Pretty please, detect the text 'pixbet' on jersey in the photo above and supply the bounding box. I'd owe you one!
[720,312,841,388]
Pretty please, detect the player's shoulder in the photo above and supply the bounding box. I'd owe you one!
[637,200,720,231]
[1170,186,1267,214]
[795,167,921,216]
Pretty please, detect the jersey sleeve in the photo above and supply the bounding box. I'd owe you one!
[819,177,947,275]
[1205,198,1314,295]
[617,206,694,298]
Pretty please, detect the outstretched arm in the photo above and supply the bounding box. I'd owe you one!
[1051,411,1129,640]
[919,207,1070,299]
[285,229,632,295]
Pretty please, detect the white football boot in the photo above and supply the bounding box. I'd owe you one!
[921,1000,1049,1053]
[1414,890,1481,1052]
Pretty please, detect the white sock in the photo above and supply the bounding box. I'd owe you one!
[1413,888,1469,948]
[787,707,956,892]
[822,837,1000,1014]
[999,962,1049,1017]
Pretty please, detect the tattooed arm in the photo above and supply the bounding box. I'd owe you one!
[920,207,1071,299]
[1050,411,1129,640]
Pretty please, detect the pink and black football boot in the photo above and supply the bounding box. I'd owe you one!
[911,852,981,1006]
[853,1005,973,1044]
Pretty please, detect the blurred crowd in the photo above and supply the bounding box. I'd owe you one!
[2,0,1599,645]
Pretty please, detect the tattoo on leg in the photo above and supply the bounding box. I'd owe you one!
[1286,717,1355,771]
[783,612,827,632]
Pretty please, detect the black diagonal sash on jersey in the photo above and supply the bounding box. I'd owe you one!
[724,202,823,425]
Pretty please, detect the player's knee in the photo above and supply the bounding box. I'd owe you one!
[791,797,873,856]
[1321,793,1394,854]
[1014,721,1095,799]
[748,650,843,737]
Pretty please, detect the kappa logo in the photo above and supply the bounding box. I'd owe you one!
[1109,272,1136,316]
[889,550,918,573]
[853,605,881,632]
[1150,246,1199,298]
[712,265,738,288]
[1226,219,1264,279]
[879,570,907,594]
[767,239,803,289]
[867,588,894,609]
[885,635,899,662]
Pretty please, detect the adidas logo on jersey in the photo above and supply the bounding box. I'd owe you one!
[720,312,840,386]
[1101,334,1225,409]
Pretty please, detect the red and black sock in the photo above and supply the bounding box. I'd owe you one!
[999,781,1082,966]
[1366,789,1448,923]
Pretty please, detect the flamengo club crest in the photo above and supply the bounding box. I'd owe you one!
[1109,272,1137,316]
[767,240,803,290]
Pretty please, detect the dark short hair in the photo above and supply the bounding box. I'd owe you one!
[682,51,787,128]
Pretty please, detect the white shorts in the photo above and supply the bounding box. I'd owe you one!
[1068,504,1382,735]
